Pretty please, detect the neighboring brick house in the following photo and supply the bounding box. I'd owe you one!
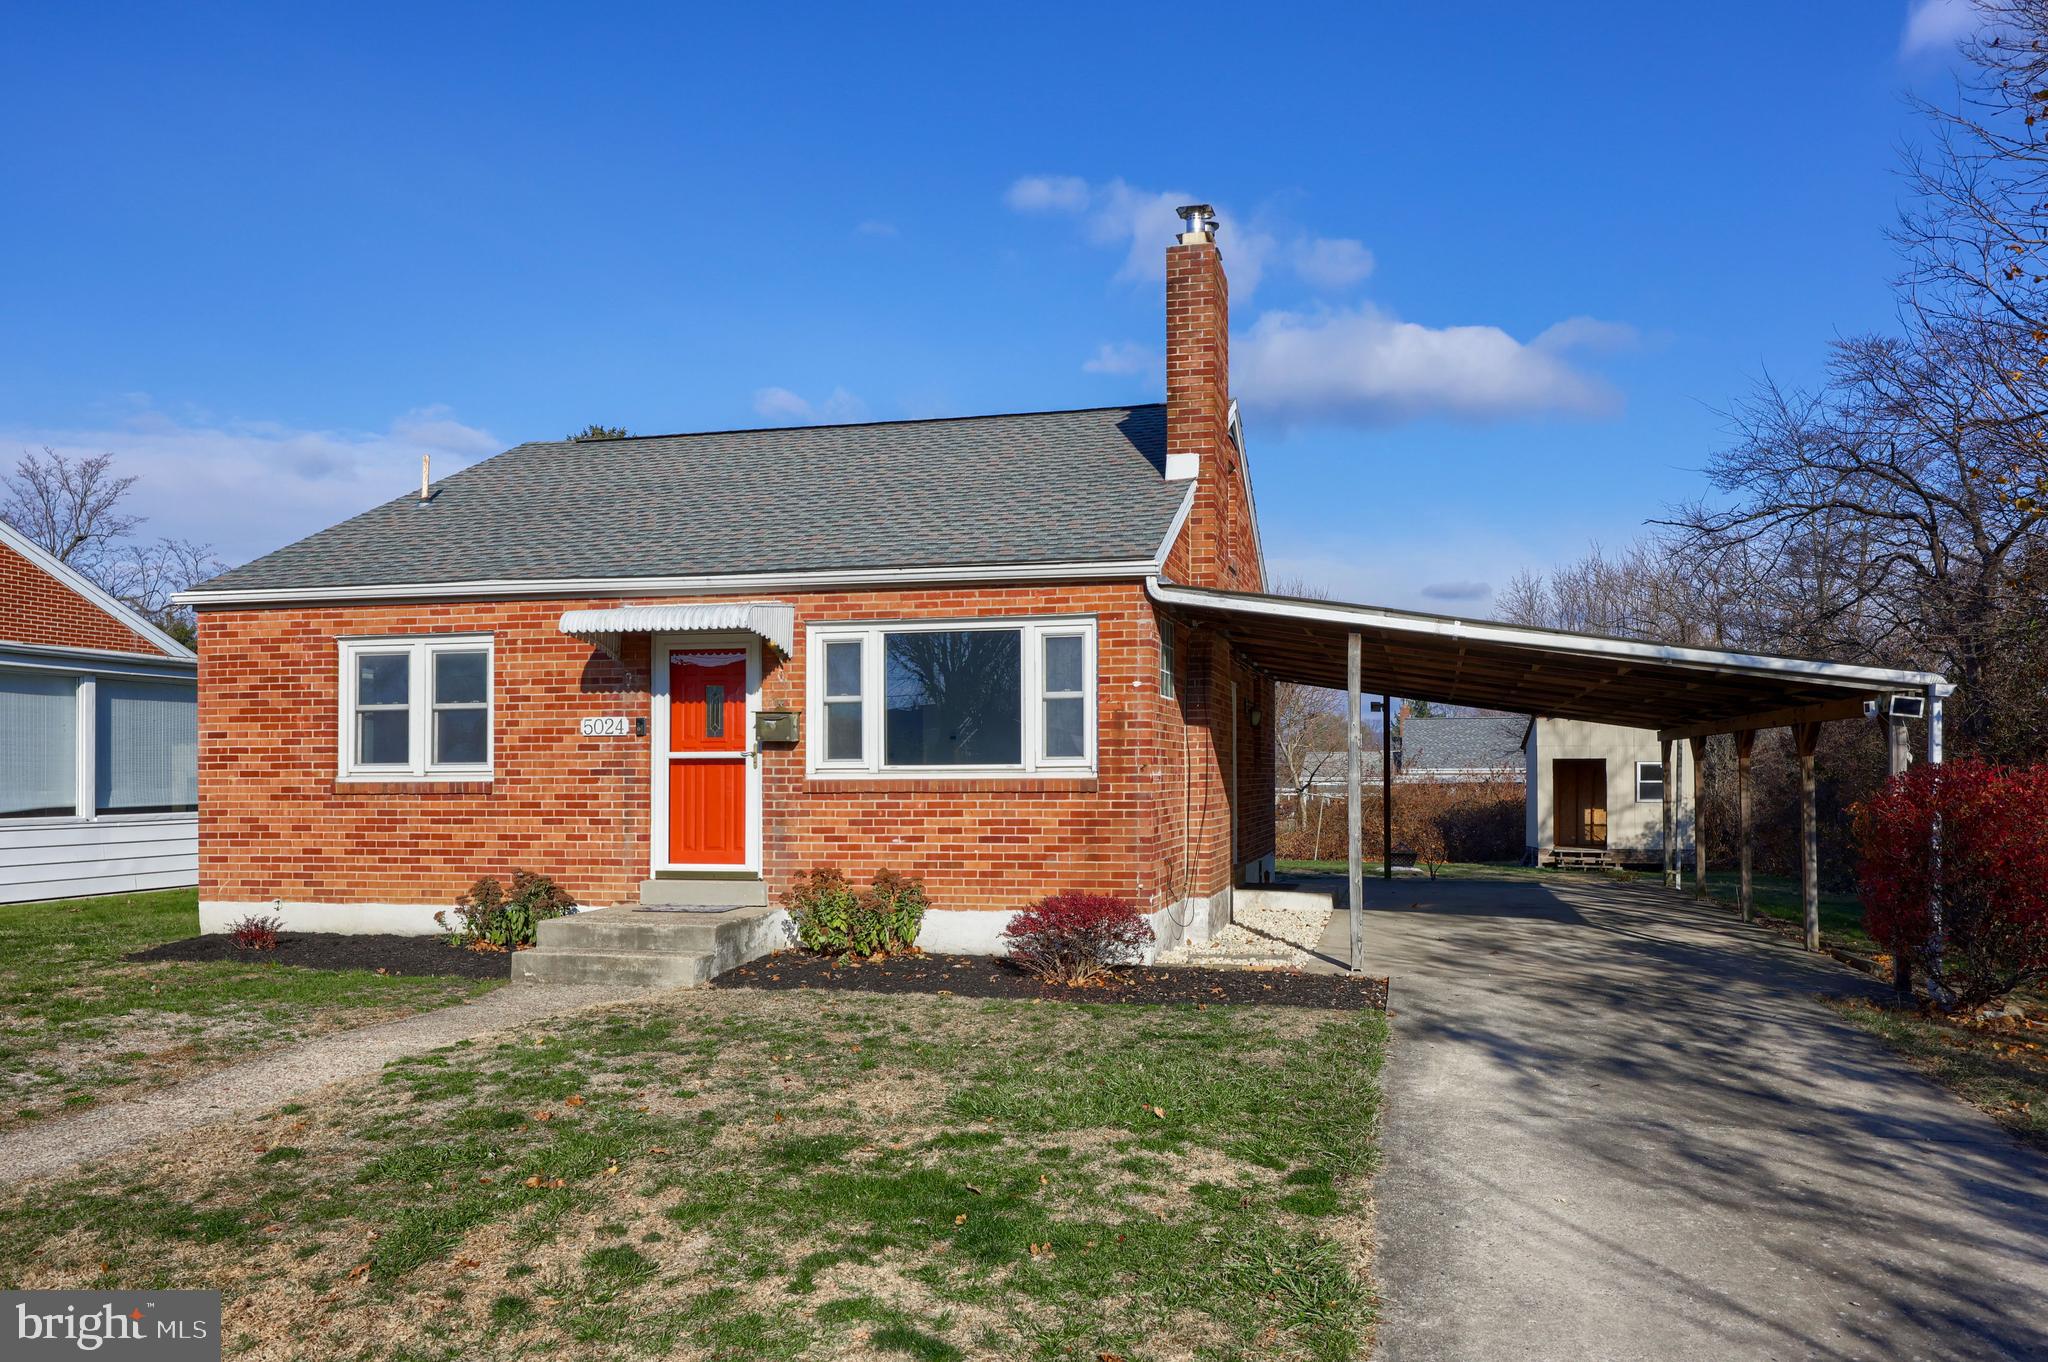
[179,206,1277,953]
[2,520,199,903]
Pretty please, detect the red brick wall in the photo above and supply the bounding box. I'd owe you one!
[195,581,1257,917]
[1,539,163,655]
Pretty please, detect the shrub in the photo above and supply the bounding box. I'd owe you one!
[439,870,578,951]
[1855,759,2048,1011]
[1003,891,1154,985]
[227,913,282,951]
[784,868,927,956]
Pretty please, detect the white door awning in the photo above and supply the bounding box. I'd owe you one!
[559,602,796,658]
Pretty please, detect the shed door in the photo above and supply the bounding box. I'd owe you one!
[1553,758,1608,848]
[667,649,748,865]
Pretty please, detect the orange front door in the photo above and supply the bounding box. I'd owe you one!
[668,649,748,865]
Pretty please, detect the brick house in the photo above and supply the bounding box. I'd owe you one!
[179,205,1277,955]
[2,520,199,903]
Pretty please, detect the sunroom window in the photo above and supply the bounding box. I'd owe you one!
[807,618,1095,776]
[339,636,494,779]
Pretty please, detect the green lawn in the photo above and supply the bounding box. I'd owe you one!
[1678,869,1873,952]
[0,888,499,1128]
[0,987,1387,1362]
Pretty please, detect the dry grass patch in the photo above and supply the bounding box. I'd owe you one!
[0,987,1385,1361]
[0,889,497,1127]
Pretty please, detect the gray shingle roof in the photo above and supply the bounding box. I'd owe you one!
[1399,715,1528,774]
[192,405,1185,594]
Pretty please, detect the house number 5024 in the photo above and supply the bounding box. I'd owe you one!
[579,717,631,737]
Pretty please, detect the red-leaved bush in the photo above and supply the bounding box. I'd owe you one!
[1855,759,2048,1010]
[228,913,283,951]
[1003,891,1154,985]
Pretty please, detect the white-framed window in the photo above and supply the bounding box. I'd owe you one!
[1158,616,1177,699]
[1635,760,1664,803]
[0,672,80,818]
[338,635,494,779]
[805,616,1097,777]
[0,668,195,821]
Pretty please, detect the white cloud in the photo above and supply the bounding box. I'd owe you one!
[1532,316,1640,354]
[3,402,502,568]
[1081,341,1155,376]
[1004,176,1273,296]
[855,219,899,237]
[1235,304,1623,427]
[1007,176,1386,305]
[1005,175,1091,213]
[750,386,868,424]
[1420,580,1491,602]
[1291,237,1376,290]
[1902,0,1980,55]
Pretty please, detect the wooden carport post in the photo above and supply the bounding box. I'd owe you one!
[1346,633,1365,974]
[1796,721,1822,952]
[1689,735,1707,894]
[1735,730,1755,923]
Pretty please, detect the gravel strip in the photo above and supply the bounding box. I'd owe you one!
[1160,899,1335,969]
[0,983,646,1185]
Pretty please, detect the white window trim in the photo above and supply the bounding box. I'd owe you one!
[805,615,1098,779]
[1634,760,1664,804]
[1158,616,1178,699]
[336,635,495,781]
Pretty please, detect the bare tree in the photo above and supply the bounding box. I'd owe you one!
[2,448,140,564]
[1896,1,2048,516]
[2,447,221,645]
[1664,325,2047,758]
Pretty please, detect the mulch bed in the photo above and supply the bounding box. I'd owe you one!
[713,950,1389,1010]
[127,933,510,980]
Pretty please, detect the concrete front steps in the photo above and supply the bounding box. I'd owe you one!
[511,902,789,989]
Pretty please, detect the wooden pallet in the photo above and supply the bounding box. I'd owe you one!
[1543,846,1618,869]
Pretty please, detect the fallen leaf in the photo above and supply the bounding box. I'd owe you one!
[564,1095,586,1108]
[953,1214,968,1226]
[348,1263,369,1281]
[602,1163,619,1177]
[533,1110,553,1122]
[523,1176,542,1188]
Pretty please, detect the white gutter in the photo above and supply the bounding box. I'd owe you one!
[175,557,1167,608]
[1146,578,1949,692]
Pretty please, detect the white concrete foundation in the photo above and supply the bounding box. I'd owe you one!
[200,899,451,936]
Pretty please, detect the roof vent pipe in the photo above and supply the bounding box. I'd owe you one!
[419,453,431,502]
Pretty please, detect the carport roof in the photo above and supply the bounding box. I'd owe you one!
[1147,579,1950,740]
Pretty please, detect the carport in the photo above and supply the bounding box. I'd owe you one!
[1145,579,1954,968]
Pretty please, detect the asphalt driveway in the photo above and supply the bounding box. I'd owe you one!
[1302,872,2048,1362]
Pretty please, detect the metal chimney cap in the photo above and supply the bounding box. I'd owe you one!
[1175,204,1219,240]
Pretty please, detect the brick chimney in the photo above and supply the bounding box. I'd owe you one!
[1165,203,1252,590]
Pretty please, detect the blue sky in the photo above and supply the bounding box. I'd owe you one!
[0,2,1981,609]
